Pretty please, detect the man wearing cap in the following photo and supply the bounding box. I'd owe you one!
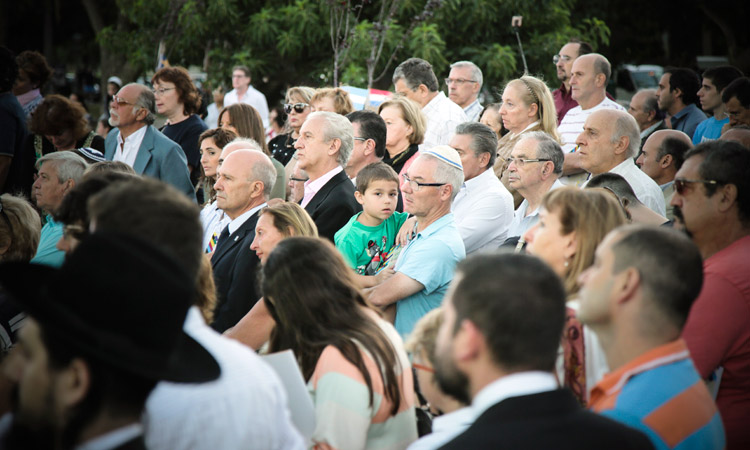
[367,146,466,337]
[104,83,194,198]
[0,232,221,449]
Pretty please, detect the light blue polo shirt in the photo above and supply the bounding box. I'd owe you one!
[30,216,65,267]
[394,213,465,337]
[692,116,729,145]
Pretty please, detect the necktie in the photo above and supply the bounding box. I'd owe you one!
[214,227,231,254]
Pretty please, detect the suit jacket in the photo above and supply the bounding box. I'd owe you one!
[440,389,653,450]
[210,211,261,333]
[303,170,361,242]
[105,125,194,198]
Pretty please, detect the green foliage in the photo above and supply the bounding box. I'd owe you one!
[94,0,610,104]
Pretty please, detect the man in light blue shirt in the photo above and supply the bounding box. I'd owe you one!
[656,68,706,139]
[367,146,465,337]
[30,152,87,267]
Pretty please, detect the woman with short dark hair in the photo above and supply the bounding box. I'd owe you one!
[152,66,208,186]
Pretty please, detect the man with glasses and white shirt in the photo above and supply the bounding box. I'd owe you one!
[223,65,270,127]
[506,132,565,239]
[447,61,483,122]
[104,83,194,197]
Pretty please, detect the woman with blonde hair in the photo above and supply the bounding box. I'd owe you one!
[523,187,627,405]
[310,87,354,115]
[269,86,316,166]
[224,201,318,349]
[494,75,561,205]
[378,96,427,182]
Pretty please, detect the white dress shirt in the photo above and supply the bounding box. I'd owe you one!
[591,158,666,216]
[471,371,559,420]
[113,125,148,167]
[144,307,305,450]
[227,202,266,235]
[508,179,565,238]
[407,407,473,450]
[200,200,229,252]
[421,92,468,151]
[451,168,514,254]
[224,85,270,128]
[463,98,483,122]
[301,165,343,208]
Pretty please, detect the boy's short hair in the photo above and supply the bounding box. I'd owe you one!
[355,162,400,194]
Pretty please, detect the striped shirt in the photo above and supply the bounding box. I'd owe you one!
[589,339,725,450]
[420,92,468,151]
[308,316,418,449]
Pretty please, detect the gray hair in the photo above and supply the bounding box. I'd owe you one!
[228,137,262,152]
[35,151,87,184]
[127,83,156,125]
[455,122,497,169]
[639,89,659,115]
[518,131,564,175]
[393,58,439,92]
[420,154,465,202]
[611,112,641,159]
[450,61,483,89]
[250,152,277,199]
[590,54,612,86]
[309,111,354,167]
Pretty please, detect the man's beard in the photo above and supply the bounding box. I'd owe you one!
[2,387,63,450]
[108,110,120,127]
[433,349,471,405]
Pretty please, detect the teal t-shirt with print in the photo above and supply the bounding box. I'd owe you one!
[334,211,408,275]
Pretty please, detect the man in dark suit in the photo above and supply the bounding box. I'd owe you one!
[434,253,653,449]
[210,148,275,332]
[104,83,194,198]
[627,88,667,155]
[295,111,361,241]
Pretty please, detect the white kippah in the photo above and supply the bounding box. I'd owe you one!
[421,145,463,170]
[107,76,123,86]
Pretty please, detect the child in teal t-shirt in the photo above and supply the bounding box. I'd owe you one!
[335,163,408,281]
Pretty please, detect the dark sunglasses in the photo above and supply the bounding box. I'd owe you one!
[284,103,309,114]
[674,178,719,195]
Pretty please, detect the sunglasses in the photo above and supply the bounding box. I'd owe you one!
[113,95,136,107]
[284,103,309,114]
[674,178,719,195]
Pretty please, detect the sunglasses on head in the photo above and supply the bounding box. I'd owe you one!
[284,103,309,114]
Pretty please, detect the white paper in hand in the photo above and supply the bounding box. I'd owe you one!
[261,349,316,441]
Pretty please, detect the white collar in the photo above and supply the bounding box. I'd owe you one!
[228,202,266,234]
[471,371,558,419]
[75,423,143,450]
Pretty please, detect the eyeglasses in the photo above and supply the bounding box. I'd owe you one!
[505,157,551,167]
[402,174,446,192]
[0,197,13,234]
[289,176,309,182]
[353,137,367,142]
[412,363,435,374]
[112,96,136,107]
[284,103,309,114]
[674,178,719,195]
[723,110,741,119]
[152,87,175,96]
[553,54,572,64]
[444,78,477,86]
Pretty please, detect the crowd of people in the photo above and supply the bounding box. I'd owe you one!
[0,38,748,450]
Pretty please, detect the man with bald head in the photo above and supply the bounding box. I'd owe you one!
[627,89,666,152]
[210,148,276,332]
[577,109,665,215]
[558,53,626,185]
[720,126,750,148]
[636,129,692,220]
[104,82,193,197]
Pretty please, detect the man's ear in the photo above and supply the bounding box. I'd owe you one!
[327,138,342,157]
[56,358,91,408]
[659,154,673,169]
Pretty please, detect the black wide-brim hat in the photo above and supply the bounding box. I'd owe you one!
[0,232,220,383]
